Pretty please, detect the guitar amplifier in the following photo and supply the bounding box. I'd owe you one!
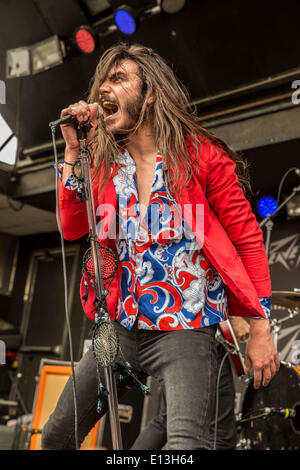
[29,358,100,450]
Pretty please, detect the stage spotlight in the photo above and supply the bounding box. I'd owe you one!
[74,26,98,54]
[6,35,65,78]
[6,47,31,78]
[257,196,278,218]
[82,0,111,16]
[161,0,186,14]
[114,6,137,35]
[31,36,65,74]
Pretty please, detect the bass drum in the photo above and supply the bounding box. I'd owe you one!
[240,363,300,450]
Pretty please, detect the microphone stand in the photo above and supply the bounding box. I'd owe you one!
[259,184,300,259]
[49,116,123,451]
[76,124,123,450]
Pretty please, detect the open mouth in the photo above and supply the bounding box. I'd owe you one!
[101,100,119,121]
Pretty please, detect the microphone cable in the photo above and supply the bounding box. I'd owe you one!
[213,350,230,451]
[50,124,79,450]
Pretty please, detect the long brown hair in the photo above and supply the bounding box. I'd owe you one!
[87,43,251,195]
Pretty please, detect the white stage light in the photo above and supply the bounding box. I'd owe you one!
[31,35,65,75]
[6,47,31,79]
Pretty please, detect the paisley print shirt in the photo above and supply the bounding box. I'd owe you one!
[112,149,228,331]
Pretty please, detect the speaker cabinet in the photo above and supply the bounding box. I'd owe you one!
[30,360,100,450]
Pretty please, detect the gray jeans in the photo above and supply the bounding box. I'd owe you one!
[131,346,237,450]
[42,321,217,450]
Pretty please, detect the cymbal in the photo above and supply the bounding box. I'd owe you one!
[271,290,300,309]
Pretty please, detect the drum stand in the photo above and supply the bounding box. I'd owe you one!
[270,309,299,350]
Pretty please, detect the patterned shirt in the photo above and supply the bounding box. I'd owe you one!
[112,149,228,331]
[56,152,271,329]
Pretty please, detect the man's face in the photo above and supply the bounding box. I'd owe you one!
[99,59,145,135]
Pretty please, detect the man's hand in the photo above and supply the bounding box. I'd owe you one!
[60,101,99,156]
[245,319,280,389]
[59,101,99,185]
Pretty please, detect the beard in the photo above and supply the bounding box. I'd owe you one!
[108,92,146,137]
[124,93,144,128]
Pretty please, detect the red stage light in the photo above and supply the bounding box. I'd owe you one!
[74,27,96,54]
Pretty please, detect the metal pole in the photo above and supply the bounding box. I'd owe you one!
[79,140,123,450]
[104,367,123,449]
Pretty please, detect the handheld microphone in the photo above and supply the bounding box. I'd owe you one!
[49,103,102,127]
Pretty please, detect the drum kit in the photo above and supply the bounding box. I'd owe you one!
[221,289,300,450]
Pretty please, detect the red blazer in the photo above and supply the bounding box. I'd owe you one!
[57,137,271,321]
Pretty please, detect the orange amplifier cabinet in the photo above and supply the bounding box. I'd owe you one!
[30,364,100,450]
[292,364,300,376]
